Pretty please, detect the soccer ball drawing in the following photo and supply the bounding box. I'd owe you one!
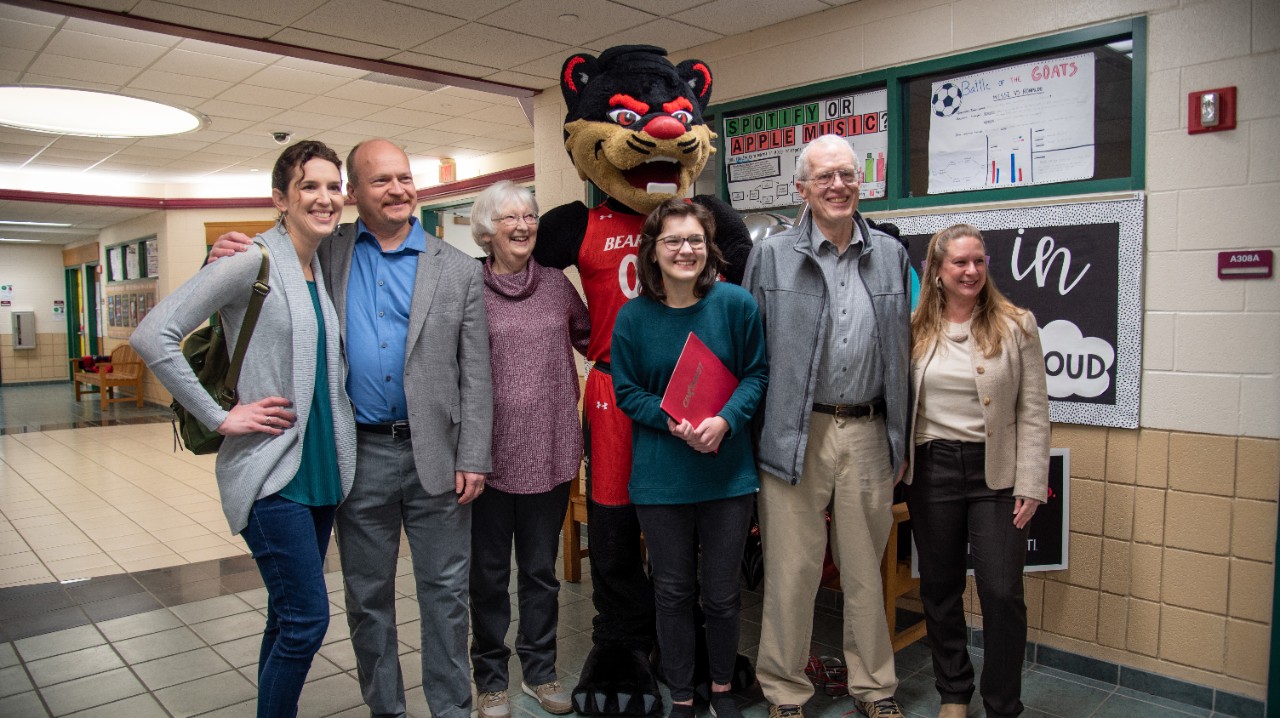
[931,82,963,117]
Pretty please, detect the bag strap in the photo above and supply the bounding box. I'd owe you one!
[218,244,271,406]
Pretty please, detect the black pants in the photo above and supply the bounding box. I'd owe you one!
[469,482,571,691]
[635,494,754,702]
[906,440,1029,718]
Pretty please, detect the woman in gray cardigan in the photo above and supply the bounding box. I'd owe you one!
[132,141,356,718]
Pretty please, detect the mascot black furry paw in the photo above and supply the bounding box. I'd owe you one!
[530,45,754,716]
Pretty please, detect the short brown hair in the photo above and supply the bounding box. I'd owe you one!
[636,199,723,303]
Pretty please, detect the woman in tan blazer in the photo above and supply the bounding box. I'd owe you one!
[904,223,1049,718]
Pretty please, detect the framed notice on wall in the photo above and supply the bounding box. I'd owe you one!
[887,195,1143,428]
[721,87,888,211]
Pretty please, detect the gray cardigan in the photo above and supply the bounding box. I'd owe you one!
[132,224,357,534]
[743,211,912,483]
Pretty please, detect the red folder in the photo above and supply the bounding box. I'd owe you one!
[660,331,739,426]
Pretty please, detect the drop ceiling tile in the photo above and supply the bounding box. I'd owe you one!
[409,23,568,69]
[293,96,388,120]
[130,69,234,97]
[44,29,170,68]
[268,27,398,60]
[671,0,829,36]
[452,137,525,152]
[27,156,96,169]
[435,86,516,103]
[216,84,313,110]
[483,124,533,142]
[186,145,260,159]
[255,110,348,132]
[0,69,18,83]
[0,130,55,147]
[39,148,116,161]
[133,136,214,151]
[462,103,532,127]
[425,117,512,137]
[149,49,267,83]
[292,0,463,51]
[483,69,556,90]
[395,127,471,145]
[0,18,57,51]
[113,145,188,160]
[205,116,256,133]
[243,65,350,95]
[48,137,131,152]
[215,133,291,150]
[0,4,62,26]
[271,56,367,78]
[383,51,499,79]
[0,47,34,73]
[26,53,139,85]
[198,99,286,122]
[364,106,452,128]
[157,0,327,25]
[517,48,590,80]
[174,38,281,65]
[185,128,234,143]
[312,130,368,149]
[400,93,491,116]
[420,145,486,161]
[610,0,709,14]
[392,0,520,21]
[18,73,121,92]
[130,1,282,39]
[481,0,655,45]
[586,17,722,52]
[335,119,419,140]
[325,79,430,107]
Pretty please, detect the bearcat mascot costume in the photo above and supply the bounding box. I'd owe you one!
[531,45,753,715]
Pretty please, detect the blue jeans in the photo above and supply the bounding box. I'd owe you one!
[242,493,336,718]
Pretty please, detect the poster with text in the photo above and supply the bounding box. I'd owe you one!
[887,196,1143,428]
[125,244,140,280]
[928,53,1095,194]
[723,88,888,211]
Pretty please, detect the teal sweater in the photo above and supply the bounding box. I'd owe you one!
[611,282,768,505]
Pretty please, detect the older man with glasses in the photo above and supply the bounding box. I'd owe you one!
[744,134,912,718]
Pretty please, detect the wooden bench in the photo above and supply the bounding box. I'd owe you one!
[70,344,145,409]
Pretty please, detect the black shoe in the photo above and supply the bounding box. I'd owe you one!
[709,693,742,718]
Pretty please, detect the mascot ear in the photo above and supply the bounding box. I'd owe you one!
[676,59,713,112]
[561,53,598,115]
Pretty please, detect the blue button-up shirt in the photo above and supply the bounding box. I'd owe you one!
[345,217,426,423]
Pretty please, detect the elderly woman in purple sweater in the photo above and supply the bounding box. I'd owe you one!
[469,180,590,718]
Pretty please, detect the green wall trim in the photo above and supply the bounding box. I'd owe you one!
[706,16,1147,213]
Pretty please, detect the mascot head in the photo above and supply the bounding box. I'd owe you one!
[561,45,715,215]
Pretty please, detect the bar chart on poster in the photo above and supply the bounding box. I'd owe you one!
[928,53,1095,194]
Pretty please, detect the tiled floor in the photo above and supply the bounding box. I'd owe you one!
[0,383,1236,717]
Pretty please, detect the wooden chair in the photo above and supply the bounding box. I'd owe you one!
[561,465,590,582]
[70,344,145,409]
[883,502,927,650]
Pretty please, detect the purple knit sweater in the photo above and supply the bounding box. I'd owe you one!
[483,257,591,494]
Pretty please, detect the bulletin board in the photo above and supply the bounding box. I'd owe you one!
[887,195,1144,428]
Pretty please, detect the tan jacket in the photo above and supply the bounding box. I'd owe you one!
[906,311,1050,502]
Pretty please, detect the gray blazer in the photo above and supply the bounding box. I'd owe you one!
[319,224,493,494]
[132,224,358,534]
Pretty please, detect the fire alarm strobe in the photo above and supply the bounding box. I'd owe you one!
[1217,250,1273,280]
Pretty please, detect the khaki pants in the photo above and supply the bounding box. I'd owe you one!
[756,412,898,705]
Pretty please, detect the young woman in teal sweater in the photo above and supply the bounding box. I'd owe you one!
[611,199,767,718]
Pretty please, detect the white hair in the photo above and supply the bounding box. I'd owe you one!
[470,180,538,254]
[794,134,855,180]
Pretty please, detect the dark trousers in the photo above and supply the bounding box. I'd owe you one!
[241,494,335,718]
[586,499,656,650]
[635,494,755,702]
[906,440,1029,718]
[469,482,571,691]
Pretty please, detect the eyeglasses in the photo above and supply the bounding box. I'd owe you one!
[493,213,539,226]
[802,170,858,188]
[657,234,707,250]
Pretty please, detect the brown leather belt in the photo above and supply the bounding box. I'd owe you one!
[812,398,885,419]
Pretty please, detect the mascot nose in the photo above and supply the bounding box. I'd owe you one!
[642,115,686,140]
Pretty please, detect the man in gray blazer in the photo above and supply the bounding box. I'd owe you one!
[214,138,492,718]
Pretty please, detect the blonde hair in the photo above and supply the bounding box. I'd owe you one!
[911,223,1030,360]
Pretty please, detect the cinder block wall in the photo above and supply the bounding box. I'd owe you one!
[960,427,1277,700]
[0,334,69,384]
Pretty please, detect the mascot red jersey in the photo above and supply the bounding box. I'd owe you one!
[532,45,753,715]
